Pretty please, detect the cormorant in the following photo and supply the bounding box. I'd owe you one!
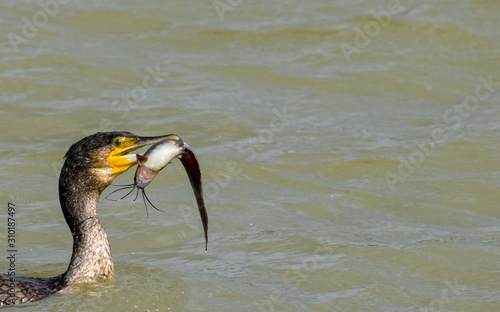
[0,132,187,306]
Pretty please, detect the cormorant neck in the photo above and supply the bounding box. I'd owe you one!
[62,216,113,285]
[58,163,114,285]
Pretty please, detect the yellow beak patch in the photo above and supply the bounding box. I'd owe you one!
[107,136,139,174]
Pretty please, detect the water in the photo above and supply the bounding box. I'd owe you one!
[1,0,500,311]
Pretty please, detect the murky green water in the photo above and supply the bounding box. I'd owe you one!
[1,0,500,311]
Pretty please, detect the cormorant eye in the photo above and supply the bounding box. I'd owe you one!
[113,139,122,147]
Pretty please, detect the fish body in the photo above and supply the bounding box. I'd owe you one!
[133,136,208,250]
[134,138,184,189]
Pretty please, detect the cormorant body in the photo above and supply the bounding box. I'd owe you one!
[0,132,183,306]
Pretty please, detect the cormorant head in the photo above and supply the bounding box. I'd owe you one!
[62,132,180,193]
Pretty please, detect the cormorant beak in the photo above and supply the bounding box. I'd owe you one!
[108,134,181,175]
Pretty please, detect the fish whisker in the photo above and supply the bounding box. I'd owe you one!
[119,186,137,200]
[133,188,140,202]
[104,185,136,201]
[140,190,149,218]
[142,189,164,212]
